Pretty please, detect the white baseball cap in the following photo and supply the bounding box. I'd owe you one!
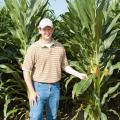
[38,18,53,28]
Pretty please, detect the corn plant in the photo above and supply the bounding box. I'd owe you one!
[59,0,120,119]
[0,0,50,119]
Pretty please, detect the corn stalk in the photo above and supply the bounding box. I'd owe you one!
[60,0,120,119]
[0,0,50,119]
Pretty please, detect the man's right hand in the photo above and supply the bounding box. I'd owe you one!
[29,91,40,106]
[23,71,40,106]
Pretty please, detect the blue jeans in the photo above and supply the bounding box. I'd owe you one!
[29,81,60,120]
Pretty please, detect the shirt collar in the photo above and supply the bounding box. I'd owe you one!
[39,39,56,48]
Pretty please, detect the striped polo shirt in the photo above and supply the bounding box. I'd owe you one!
[22,40,69,83]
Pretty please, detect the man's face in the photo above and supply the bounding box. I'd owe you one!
[39,26,54,40]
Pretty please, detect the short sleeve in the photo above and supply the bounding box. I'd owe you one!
[61,48,69,70]
[22,46,35,72]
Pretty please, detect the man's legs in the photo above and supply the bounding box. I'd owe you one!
[46,83,60,120]
[29,97,45,120]
[29,82,60,120]
[29,82,49,120]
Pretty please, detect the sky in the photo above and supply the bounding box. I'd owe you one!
[49,0,68,16]
[0,0,68,16]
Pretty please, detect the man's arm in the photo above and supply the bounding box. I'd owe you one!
[64,66,87,80]
[61,47,87,79]
[23,71,39,106]
[23,71,34,92]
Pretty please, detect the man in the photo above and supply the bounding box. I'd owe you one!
[22,18,87,120]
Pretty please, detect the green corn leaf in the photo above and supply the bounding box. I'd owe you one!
[104,29,119,49]
[5,109,18,120]
[106,13,120,33]
[70,61,85,72]
[109,62,120,75]
[4,96,19,120]
[101,112,108,120]
[65,75,75,90]
[107,92,120,102]
[72,75,93,99]
[76,79,92,96]
[108,109,120,119]
[101,82,120,105]
[84,105,90,120]
[0,33,8,37]
[4,95,11,119]
[95,10,103,47]
[72,82,78,99]
[0,64,15,73]
[0,39,14,45]
[26,0,48,26]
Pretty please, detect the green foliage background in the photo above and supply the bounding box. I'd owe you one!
[0,0,120,120]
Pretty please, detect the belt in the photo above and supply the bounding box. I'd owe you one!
[33,81,60,85]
